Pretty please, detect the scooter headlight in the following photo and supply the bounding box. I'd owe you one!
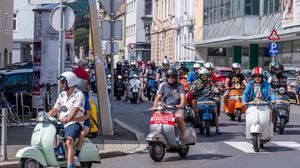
[157,105,164,111]
[235,83,241,89]
[279,87,285,94]
[117,75,122,79]
[37,112,46,122]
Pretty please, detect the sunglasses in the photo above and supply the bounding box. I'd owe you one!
[253,75,262,78]
[167,76,176,79]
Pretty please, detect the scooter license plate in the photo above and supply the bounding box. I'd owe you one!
[203,112,213,120]
[150,112,175,125]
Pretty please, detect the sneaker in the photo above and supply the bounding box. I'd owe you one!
[73,156,81,167]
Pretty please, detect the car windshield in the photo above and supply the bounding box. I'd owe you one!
[284,70,296,78]
[0,62,32,70]
[0,74,5,85]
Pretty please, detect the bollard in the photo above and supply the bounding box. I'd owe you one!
[1,108,7,161]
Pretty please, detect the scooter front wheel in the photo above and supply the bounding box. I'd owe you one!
[252,133,260,152]
[149,142,165,162]
[279,118,286,135]
[19,158,43,168]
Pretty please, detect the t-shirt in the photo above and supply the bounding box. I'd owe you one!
[228,73,245,87]
[54,88,85,127]
[73,67,89,80]
[158,82,185,105]
[253,83,262,99]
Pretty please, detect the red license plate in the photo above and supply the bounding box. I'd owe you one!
[150,112,175,125]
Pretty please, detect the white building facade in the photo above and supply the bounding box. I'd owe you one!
[0,1,14,67]
[125,0,152,63]
[174,0,196,61]
[13,0,35,63]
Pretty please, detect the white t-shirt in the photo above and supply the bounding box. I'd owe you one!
[54,87,85,127]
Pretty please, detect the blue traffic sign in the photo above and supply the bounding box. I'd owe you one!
[268,42,279,56]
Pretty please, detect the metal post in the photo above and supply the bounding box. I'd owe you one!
[58,0,64,94]
[1,108,8,161]
[110,10,115,112]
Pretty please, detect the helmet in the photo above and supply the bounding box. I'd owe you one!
[146,61,151,65]
[131,61,137,66]
[252,66,263,76]
[274,63,284,74]
[232,63,241,69]
[150,61,155,68]
[59,71,78,87]
[124,60,129,65]
[180,62,186,67]
[204,62,215,69]
[166,68,178,79]
[162,59,169,65]
[198,67,209,75]
[116,61,122,68]
[193,63,201,69]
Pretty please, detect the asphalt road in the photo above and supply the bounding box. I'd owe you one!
[93,99,300,168]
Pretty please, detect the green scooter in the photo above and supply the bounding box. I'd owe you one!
[16,112,100,168]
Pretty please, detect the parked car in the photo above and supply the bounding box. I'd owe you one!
[0,61,33,70]
[284,67,297,89]
[215,67,233,87]
[0,69,33,111]
[174,60,206,70]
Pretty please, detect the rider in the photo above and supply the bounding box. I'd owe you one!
[242,66,273,103]
[187,68,221,134]
[114,61,124,78]
[152,68,186,145]
[145,61,158,98]
[156,58,170,83]
[48,72,84,168]
[187,63,201,85]
[204,62,217,86]
[124,61,143,102]
[223,63,247,113]
[267,61,276,83]
[178,62,189,77]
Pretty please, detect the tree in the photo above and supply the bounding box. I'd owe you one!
[74,28,89,55]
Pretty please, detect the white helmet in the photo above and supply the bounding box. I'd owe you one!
[198,67,209,75]
[162,58,169,65]
[232,62,241,69]
[131,61,137,66]
[193,63,201,69]
[77,78,85,91]
[204,62,215,69]
[59,71,78,87]
[131,74,138,78]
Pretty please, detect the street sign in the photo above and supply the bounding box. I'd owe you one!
[29,0,76,4]
[105,42,119,55]
[268,28,280,40]
[50,5,75,32]
[268,42,279,56]
[101,20,123,40]
[101,0,122,15]
[129,43,135,50]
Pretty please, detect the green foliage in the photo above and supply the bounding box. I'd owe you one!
[74,27,89,54]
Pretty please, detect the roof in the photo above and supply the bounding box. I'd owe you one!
[0,69,33,75]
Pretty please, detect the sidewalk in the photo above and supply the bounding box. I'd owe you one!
[0,119,146,168]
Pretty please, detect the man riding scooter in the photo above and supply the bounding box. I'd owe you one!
[178,62,189,78]
[48,71,85,168]
[186,63,201,85]
[223,63,247,114]
[187,68,221,135]
[156,58,170,83]
[152,68,186,145]
[124,61,143,102]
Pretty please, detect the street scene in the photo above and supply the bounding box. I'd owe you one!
[1,0,300,168]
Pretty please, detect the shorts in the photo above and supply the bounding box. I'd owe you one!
[84,119,90,128]
[175,109,185,118]
[296,87,300,95]
[64,123,82,140]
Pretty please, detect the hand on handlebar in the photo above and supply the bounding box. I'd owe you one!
[176,104,184,109]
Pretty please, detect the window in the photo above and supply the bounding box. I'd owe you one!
[145,0,152,15]
[224,0,231,19]
[5,74,28,86]
[245,0,259,15]
[13,13,17,31]
[263,0,280,15]
[145,25,151,41]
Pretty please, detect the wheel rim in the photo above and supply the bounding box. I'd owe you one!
[154,143,163,156]
[25,159,39,168]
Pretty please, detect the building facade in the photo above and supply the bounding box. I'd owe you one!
[0,1,14,68]
[125,0,152,63]
[151,0,176,65]
[194,0,300,69]
[174,0,196,61]
[13,0,35,63]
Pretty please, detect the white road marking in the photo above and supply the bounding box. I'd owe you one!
[224,141,270,153]
[271,141,300,151]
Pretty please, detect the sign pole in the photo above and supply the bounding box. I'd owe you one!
[58,0,63,93]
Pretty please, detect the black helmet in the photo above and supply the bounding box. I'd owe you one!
[124,60,129,65]
[150,61,155,68]
[166,68,178,80]
[274,63,284,75]
[116,61,122,68]
[180,62,186,67]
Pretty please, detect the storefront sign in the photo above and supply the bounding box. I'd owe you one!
[281,0,300,28]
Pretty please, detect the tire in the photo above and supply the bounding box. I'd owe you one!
[80,162,92,168]
[260,143,264,149]
[205,121,211,137]
[279,117,286,135]
[178,145,189,158]
[199,125,204,135]
[149,142,165,162]
[252,133,260,152]
[230,115,235,121]
[19,158,43,168]
[116,94,121,101]
[237,109,242,122]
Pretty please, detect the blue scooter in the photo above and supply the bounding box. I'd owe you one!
[195,89,217,137]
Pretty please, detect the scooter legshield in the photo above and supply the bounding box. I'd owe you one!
[250,123,261,134]
[78,139,101,163]
[146,132,168,146]
[16,147,47,166]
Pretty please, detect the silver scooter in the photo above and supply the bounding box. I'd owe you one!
[146,103,197,162]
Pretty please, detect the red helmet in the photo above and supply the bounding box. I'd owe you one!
[252,66,263,76]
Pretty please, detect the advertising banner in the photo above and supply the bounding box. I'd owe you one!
[282,0,300,28]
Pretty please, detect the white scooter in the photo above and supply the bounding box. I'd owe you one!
[16,112,100,168]
[128,74,141,103]
[245,99,273,152]
[146,103,197,162]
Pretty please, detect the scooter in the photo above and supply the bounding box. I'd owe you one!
[146,77,158,101]
[146,104,197,162]
[128,74,141,103]
[245,99,273,152]
[16,112,100,168]
[224,82,245,122]
[271,87,290,134]
[114,75,125,101]
[195,89,217,137]
[107,74,112,95]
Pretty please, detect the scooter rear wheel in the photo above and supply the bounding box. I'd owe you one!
[237,109,242,122]
[149,142,165,162]
[279,118,286,135]
[178,145,189,158]
[19,158,43,168]
[80,162,93,168]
